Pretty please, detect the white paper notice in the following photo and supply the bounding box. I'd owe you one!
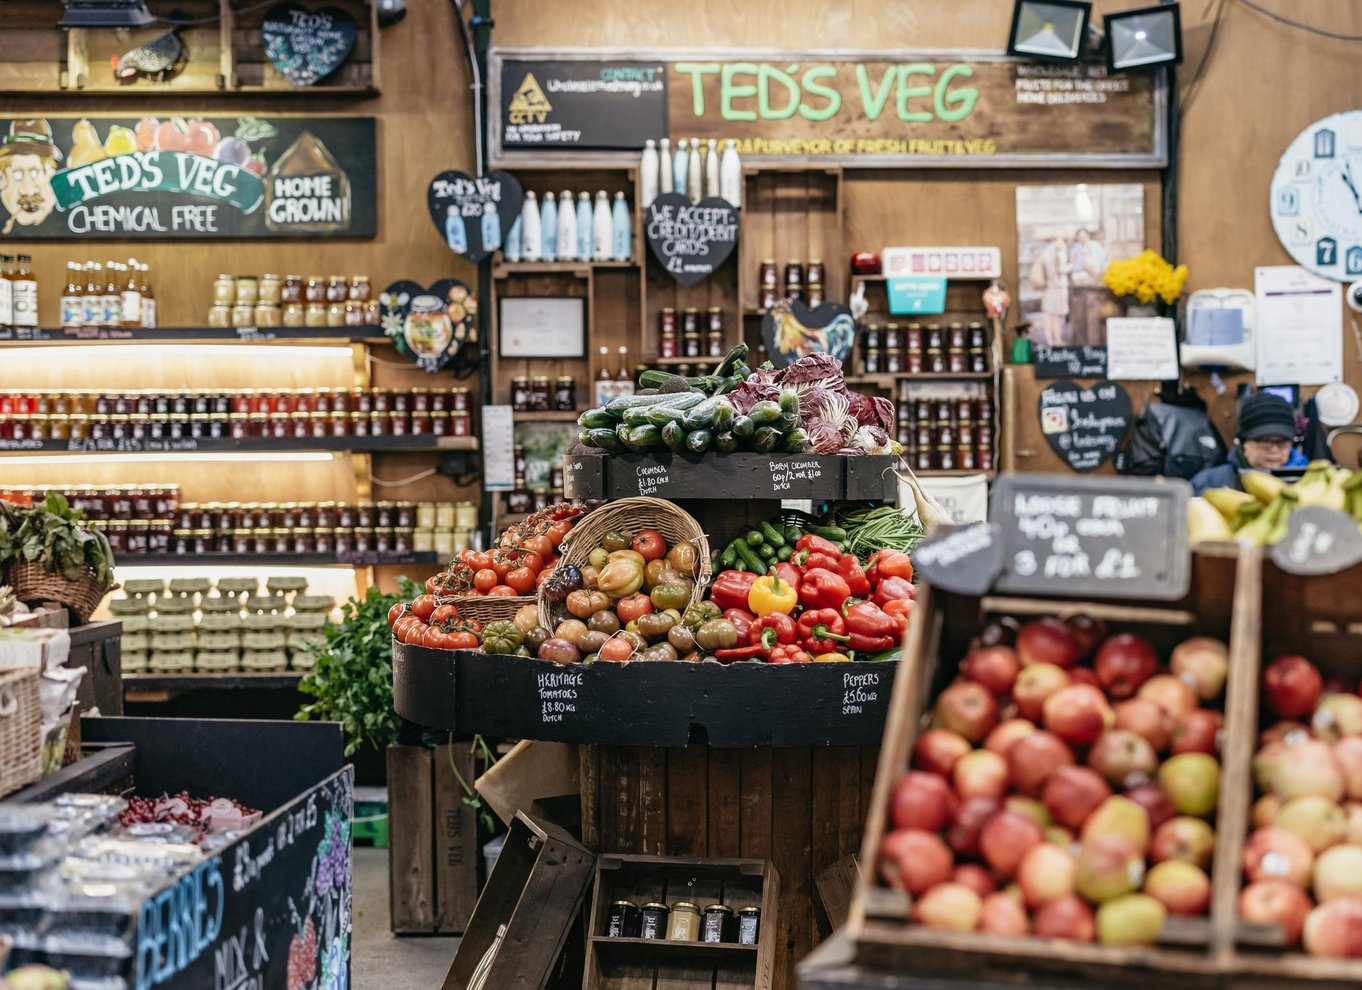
[1254,266,1342,386]
[1105,317,1179,381]
[482,404,515,491]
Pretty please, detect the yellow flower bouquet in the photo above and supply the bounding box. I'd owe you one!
[1103,249,1189,306]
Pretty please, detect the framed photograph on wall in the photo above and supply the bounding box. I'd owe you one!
[497,296,587,358]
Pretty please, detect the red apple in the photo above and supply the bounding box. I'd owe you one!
[952,863,997,898]
[1043,684,1115,747]
[1113,698,1174,752]
[1124,782,1177,831]
[934,681,999,743]
[979,890,1030,936]
[1170,637,1229,701]
[913,729,972,775]
[1064,613,1107,660]
[1017,617,1083,668]
[1136,675,1198,725]
[891,771,954,832]
[1334,737,1362,800]
[946,796,1000,857]
[1144,860,1211,916]
[1151,816,1215,868]
[911,882,982,932]
[985,719,1036,756]
[1254,795,1283,829]
[1007,730,1076,797]
[979,810,1045,878]
[1264,655,1325,720]
[1094,633,1159,699]
[1068,667,1103,690]
[1239,880,1313,945]
[954,749,1009,802]
[1172,709,1223,756]
[1014,663,1071,722]
[1043,765,1112,831]
[1032,894,1096,941]
[1312,693,1362,742]
[879,828,955,895]
[1087,730,1159,788]
[1313,844,1362,902]
[1302,897,1362,957]
[963,645,1021,697]
[1017,842,1077,907]
[1243,827,1315,888]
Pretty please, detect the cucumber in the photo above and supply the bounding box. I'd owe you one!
[615,423,631,448]
[781,427,809,453]
[745,529,765,547]
[720,545,738,569]
[759,521,786,547]
[748,400,782,427]
[578,407,616,429]
[715,431,738,454]
[685,429,713,454]
[586,428,626,453]
[778,389,800,428]
[661,420,688,453]
[777,545,793,562]
[605,391,692,416]
[578,429,598,448]
[733,539,766,574]
[807,525,848,542]
[715,342,750,378]
[752,426,782,453]
[682,394,733,432]
[784,525,804,544]
[731,415,755,440]
[757,543,776,561]
[623,425,662,451]
[644,392,707,427]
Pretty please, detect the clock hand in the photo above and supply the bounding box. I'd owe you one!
[1342,161,1362,212]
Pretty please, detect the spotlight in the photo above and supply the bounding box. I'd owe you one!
[1105,2,1183,73]
[58,0,157,29]
[1007,1,1093,63]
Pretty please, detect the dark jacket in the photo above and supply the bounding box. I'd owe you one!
[1121,402,1228,480]
[1190,446,1310,494]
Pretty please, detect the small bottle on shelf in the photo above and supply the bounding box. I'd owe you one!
[82,262,102,330]
[101,260,120,328]
[672,138,687,196]
[540,191,558,262]
[616,345,634,393]
[140,263,156,328]
[0,255,13,331]
[61,261,82,330]
[120,257,142,329]
[720,138,743,207]
[595,345,614,406]
[592,191,612,261]
[480,202,502,254]
[12,255,37,329]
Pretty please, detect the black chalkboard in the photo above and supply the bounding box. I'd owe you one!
[563,453,898,501]
[1038,379,1133,473]
[991,474,1191,601]
[1035,345,1109,378]
[260,3,356,86]
[500,58,667,151]
[644,192,739,286]
[1271,506,1362,576]
[912,522,1004,596]
[426,169,522,262]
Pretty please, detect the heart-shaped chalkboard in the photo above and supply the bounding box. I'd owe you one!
[261,3,356,87]
[644,192,739,287]
[761,298,857,370]
[426,170,523,263]
[380,279,477,373]
[1038,379,1133,473]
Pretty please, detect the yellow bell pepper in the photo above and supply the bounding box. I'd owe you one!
[748,571,797,616]
[814,652,851,663]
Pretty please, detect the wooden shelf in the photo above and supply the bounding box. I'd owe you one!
[124,672,304,690]
[847,372,994,387]
[0,327,391,345]
[643,356,723,366]
[852,273,997,283]
[590,936,758,963]
[0,436,477,455]
[512,409,582,422]
[494,260,638,277]
[116,551,439,568]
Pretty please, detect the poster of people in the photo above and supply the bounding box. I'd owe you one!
[1015,184,1145,348]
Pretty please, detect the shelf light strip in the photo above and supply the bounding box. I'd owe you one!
[0,452,337,466]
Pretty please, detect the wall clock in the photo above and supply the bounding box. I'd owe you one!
[1270,110,1362,281]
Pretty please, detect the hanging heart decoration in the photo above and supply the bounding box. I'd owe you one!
[381,279,477,373]
[261,3,356,87]
[426,170,523,262]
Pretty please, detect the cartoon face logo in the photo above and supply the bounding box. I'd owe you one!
[0,119,62,234]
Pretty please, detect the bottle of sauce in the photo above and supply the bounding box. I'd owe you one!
[12,255,37,329]
[61,262,82,330]
[140,263,155,328]
[102,260,120,328]
[120,258,142,328]
[83,262,103,330]
[0,255,13,330]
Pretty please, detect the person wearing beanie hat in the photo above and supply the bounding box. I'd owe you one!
[1191,391,1309,493]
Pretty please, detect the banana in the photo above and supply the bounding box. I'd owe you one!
[1236,494,1289,547]
[1343,471,1362,522]
[1203,487,1257,522]
[1267,489,1299,544]
[1188,497,1234,544]
[1242,470,1287,505]
[1231,500,1264,533]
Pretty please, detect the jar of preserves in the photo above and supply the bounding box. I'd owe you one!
[554,377,575,411]
[450,389,468,412]
[413,528,435,552]
[784,261,804,301]
[213,274,236,306]
[759,259,778,310]
[938,445,956,471]
[948,350,968,374]
[958,444,977,471]
[259,274,282,306]
[977,399,993,423]
[738,907,761,945]
[305,302,327,327]
[667,902,700,941]
[431,410,450,436]
[885,347,903,374]
[806,283,824,307]
[349,411,368,437]
[326,276,347,302]
[416,502,437,529]
[707,330,724,359]
[333,527,352,555]
[254,303,281,328]
[349,275,371,302]
[208,304,231,328]
[231,304,255,328]
[344,302,363,327]
[641,903,669,940]
[306,411,326,439]
[658,308,678,358]
[305,276,325,303]
[701,904,734,944]
[926,348,945,374]
[235,276,259,305]
[281,275,303,303]
[326,302,345,327]
[511,377,531,412]
[530,376,551,412]
[374,526,394,554]
[606,900,641,939]
[232,528,252,555]
[970,348,988,374]
[365,300,381,325]
[389,411,408,436]
[916,446,934,472]
[314,527,333,554]
[455,501,478,530]
[352,527,372,554]
[683,329,701,359]
[807,259,824,286]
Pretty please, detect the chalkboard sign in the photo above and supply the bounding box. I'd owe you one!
[1271,506,1362,576]
[991,474,1191,601]
[563,453,898,501]
[261,3,357,86]
[1035,345,1109,379]
[0,115,375,240]
[426,169,522,262]
[912,522,1004,596]
[499,58,668,151]
[644,193,739,286]
[1038,379,1133,473]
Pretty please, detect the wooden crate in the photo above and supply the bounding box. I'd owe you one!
[583,853,779,990]
[847,545,1260,988]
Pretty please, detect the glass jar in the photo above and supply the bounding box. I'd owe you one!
[667,902,700,941]
[231,303,255,328]
[282,275,303,304]
[530,377,551,412]
[235,276,259,305]
[213,274,236,306]
[326,302,345,327]
[372,388,390,413]
[344,302,363,327]
[254,303,281,328]
[305,302,327,327]
[511,377,531,412]
[658,308,677,358]
[606,900,641,939]
[737,907,761,945]
[208,304,231,328]
[365,300,381,325]
[369,411,388,437]
[282,301,305,327]
[259,274,282,306]
[701,904,734,944]
[305,276,325,303]
[349,276,371,302]
[349,411,368,437]
[639,902,669,940]
[553,377,576,412]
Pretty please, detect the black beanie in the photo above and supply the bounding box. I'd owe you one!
[1238,392,1297,442]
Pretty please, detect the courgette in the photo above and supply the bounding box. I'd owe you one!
[685,429,713,454]
[578,407,616,429]
[752,426,782,452]
[623,425,662,451]
[759,521,786,547]
[661,420,688,453]
[747,400,782,427]
[731,415,755,440]
[715,431,738,454]
[682,394,733,432]
[586,428,626,453]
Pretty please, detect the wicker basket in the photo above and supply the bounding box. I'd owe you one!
[9,560,113,625]
[539,497,711,628]
[0,667,42,798]
[438,594,537,626]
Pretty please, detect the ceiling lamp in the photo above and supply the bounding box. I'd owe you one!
[58,0,158,29]
[1105,2,1183,72]
[1007,1,1093,63]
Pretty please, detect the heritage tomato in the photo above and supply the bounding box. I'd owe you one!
[598,636,635,662]
[631,529,667,561]
[505,567,537,594]
[473,568,498,593]
[410,595,438,621]
[430,604,460,625]
[616,593,655,622]
[566,589,598,619]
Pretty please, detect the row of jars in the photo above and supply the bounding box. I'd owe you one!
[210,274,377,329]
[605,899,760,945]
[896,396,995,473]
[175,500,478,532]
[0,387,470,417]
[510,376,577,413]
[758,259,826,310]
[657,307,728,360]
[0,409,472,442]
[861,321,991,376]
[93,519,472,558]
[0,485,180,520]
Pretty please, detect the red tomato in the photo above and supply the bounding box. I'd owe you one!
[387,602,406,627]
[523,534,554,559]
[422,626,453,650]
[598,637,635,662]
[410,595,438,621]
[430,604,460,625]
[518,551,545,574]
[395,617,425,643]
[449,631,480,650]
[425,576,442,595]
[536,566,556,588]
[490,555,513,581]
[504,567,537,594]
[548,520,572,547]
[473,568,498,593]
[630,529,667,562]
[487,585,517,596]
[615,593,655,622]
[466,551,492,572]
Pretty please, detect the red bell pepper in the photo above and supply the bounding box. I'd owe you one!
[714,644,766,663]
[873,575,916,609]
[867,549,914,586]
[723,608,756,642]
[795,533,842,557]
[773,561,801,590]
[797,608,851,653]
[799,569,852,611]
[749,612,798,651]
[843,600,897,653]
[838,555,871,598]
[710,570,757,612]
[882,598,913,637]
[767,643,813,664]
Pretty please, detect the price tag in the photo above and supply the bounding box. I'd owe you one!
[536,668,583,725]
[482,405,516,491]
[1271,506,1362,576]
[1034,345,1108,379]
[912,522,1003,595]
[840,668,883,717]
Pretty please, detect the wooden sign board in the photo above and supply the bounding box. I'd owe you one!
[644,192,739,286]
[1038,379,1133,473]
[563,452,898,501]
[491,48,1166,168]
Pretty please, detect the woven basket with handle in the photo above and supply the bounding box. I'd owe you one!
[0,667,41,798]
[438,594,537,627]
[10,560,113,625]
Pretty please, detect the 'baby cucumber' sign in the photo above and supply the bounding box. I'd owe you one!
[52,151,264,213]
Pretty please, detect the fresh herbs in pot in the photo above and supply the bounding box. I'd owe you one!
[14,493,115,588]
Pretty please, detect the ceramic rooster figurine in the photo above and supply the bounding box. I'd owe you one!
[768,298,856,363]
[112,25,184,81]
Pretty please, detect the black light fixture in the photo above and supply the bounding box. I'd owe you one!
[1105,2,1183,73]
[1007,1,1093,63]
[58,0,158,29]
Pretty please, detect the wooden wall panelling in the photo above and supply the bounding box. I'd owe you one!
[592,267,641,388]
[642,242,741,367]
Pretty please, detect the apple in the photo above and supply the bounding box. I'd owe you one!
[1080,795,1150,854]
[1087,730,1158,788]
[934,681,999,742]
[912,881,983,932]
[1113,698,1175,752]
[984,719,1037,756]
[1096,893,1167,946]
[1124,782,1177,831]
[1254,795,1283,829]
[1347,803,1362,844]
[952,863,997,898]
[891,771,955,832]
[1170,637,1229,701]
[1017,617,1083,668]
[1313,693,1362,742]
[1144,860,1211,916]
[1004,794,1051,828]
[1313,844,1362,902]
[1136,675,1198,725]
[1151,817,1215,868]
[979,810,1044,878]
[1239,879,1313,945]
[1043,765,1112,831]
[1064,613,1107,660]
[1032,894,1096,941]
[1157,753,1221,817]
[879,829,954,895]
[954,749,1009,802]
[979,890,1030,936]
[1262,721,1311,748]
[1094,633,1159,699]
[1172,709,1223,756]
[1302,896,1362,957]
[1264,655,1325,720]
[1045,824,1077,847]
[913,729,972,775]
[1266,738,1344,802]
[1007,730,1076,796]
[1043,684,1115,747]
[1275,796,1348,853]
[946,796,1000,857]
[1334,737,1362,800]
[1017,842,1077,907]
[1075,834,1143,903]
[976,618,1020,650]
[963,646,1021,696]
[1243,827,1315,888]
[1014,663,1072,722]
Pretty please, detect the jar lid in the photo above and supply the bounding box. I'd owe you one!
[704,904,734,915]
[642,902,670,912]
[611,899,639,909]
[672,901,699,912]
[262,274,281,280]
[739,906,761,915]
[217,273,234,280]
[286,274,302,280]
[237,274,257,281]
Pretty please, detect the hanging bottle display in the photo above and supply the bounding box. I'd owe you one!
[640,138,659,206]
[557,191,577,262]
[540,191,558,261]
[520,191,542,261]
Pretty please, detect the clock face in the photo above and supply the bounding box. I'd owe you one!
[1270,110,1362,281]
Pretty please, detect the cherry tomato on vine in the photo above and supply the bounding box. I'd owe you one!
[410,595,438,621]
[425,576,442,595]
[487,585,516,597]
[466,551,492,572]
[523,534,554,559]
[448,630,480,650]
[430,604,460,625]
[505,567,537,594]
[548,520,572,547]
[490,555,513,582]
[518,551,545,574]
[422,626,454,650]
[387,603,406,627]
